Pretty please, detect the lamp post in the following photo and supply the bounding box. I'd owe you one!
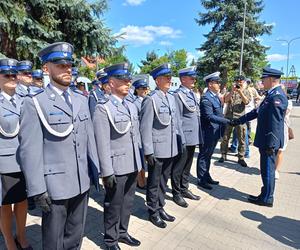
[276,37,300,79]
[239,0,247,75]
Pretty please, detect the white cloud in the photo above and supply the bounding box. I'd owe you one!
[186,51,204,64]
[264,22,276,27]
[115,25,182,46]
[123,0,145,6]
[159,41,173,46]
[267,54,287,62]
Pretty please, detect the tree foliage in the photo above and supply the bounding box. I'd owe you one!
[139,49,188,76]
[0,0,117,66]
[195,0,272,83]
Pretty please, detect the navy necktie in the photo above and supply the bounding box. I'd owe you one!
[62,91,72,111]
[122,100,130,114]
[10,97,16,108]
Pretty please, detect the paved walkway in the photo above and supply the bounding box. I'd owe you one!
[1,103,300,250]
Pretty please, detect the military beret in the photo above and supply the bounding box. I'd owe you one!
[261,67,283,79]
[150,63,172,79]
[17,60,33,73]
[38,42,74,64]
[203,71,221,83]
[0,58,18,75]
[32,69,43,79]
[132,78,149,89]
[178,66,197,78]
[104,62,132,80]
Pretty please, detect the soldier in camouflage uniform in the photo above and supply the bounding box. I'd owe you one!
[219,75,252,167]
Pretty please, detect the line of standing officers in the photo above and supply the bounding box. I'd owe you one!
[0,41,287,250]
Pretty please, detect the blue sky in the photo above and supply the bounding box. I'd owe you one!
[104,0,300,76]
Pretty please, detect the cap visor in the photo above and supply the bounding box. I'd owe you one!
[51,59,73,65]
[0,70,18,75]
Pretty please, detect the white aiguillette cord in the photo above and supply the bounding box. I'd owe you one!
[0,122,20,137]
[32,96,73,137]
[103,103,131,134]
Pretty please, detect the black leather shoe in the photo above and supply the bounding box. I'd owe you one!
[218,157,225,163]
[207,178,219,185]
[106,244,121,250]
[119,234,141,247]
[182,190,200,200]
[159,209,175,222]
[198,181,213,190]
[173,195,188,207]
[149,214,167,228]
[248,197,273,207]
[248,194,259,200]
[238,159,248,167]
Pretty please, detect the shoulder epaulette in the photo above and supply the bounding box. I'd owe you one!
[71,88,85,96]
[173,88,181,93]
[28,88,44,97]
[149,90,156,96]
[97,96,109,104]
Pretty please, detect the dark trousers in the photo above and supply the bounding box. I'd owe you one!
[171,146,196,196]
[259,149,278,204]
[197,137,219,182]
[42,191,89,250]
[104,171,138,247]
[146,157,173,216]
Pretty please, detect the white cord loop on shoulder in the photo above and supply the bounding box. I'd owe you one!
[32,96,73,137]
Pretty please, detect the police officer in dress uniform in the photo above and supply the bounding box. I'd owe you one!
[93,63,142,250]
[132,78,148,111]
[132,78,149,189]
[69,67,79,91]
[32,69,44,88]
[15,60,33,97]
[140,63,183,228]
[197,72,231,190]
[88,69,107,118]
[171,66,203,208]
[232,68,288,207]
[18,42,100,249]
[0,58,33,250]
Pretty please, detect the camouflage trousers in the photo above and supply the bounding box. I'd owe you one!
[220,123,246,160]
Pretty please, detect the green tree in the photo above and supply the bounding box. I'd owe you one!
[195,0,272,83]
[139,49,188,76]
[0,0,117,66]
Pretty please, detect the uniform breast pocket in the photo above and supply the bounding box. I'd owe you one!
[48,115,70,125]
[158,106,170,122]
[114,115,129,123]
[78,112,89,122]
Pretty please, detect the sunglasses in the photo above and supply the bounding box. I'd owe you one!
[3,74,16,79]
[20,72,32,76]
